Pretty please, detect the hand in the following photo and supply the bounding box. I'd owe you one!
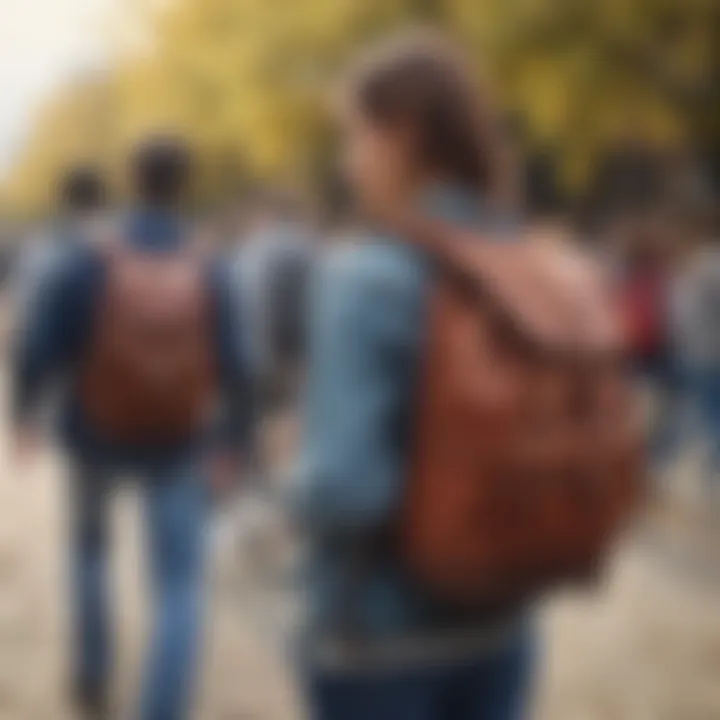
[12,425,41,470]
[205,451,242,499]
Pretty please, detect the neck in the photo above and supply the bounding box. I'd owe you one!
[140,201,178,215]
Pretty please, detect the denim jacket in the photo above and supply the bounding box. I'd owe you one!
[290,189,525,664]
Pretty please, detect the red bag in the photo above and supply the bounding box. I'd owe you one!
[618,271,668,357]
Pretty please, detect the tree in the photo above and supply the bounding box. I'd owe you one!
[5,0,717,214]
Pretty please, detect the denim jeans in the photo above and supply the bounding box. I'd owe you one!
[71,460,207,720]
[689,368,720,486]
[307,632,534,720]
[636,353,684,470]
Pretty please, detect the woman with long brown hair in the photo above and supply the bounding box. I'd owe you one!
[289,31,533,720]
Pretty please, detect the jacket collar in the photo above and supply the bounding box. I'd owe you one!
[125,207,185,251]
[421,183,519,237]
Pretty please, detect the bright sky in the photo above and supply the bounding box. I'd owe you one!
[0,0,116,176]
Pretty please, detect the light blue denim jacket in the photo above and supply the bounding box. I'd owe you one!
[291,188,524,658]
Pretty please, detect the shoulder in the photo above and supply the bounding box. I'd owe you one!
[51,245,107,309]
[17,242,104,318]
[312,235,428,344]
[27,240,101,288]
[320,234,428,301]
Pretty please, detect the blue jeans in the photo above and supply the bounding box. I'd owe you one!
[636,353,684,469]
[308,634,534,720]
[689,369,720,485]
[71,461,207,720]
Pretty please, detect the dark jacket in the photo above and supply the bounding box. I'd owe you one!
[12,208,252,468]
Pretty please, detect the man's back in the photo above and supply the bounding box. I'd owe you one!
[13,207,251,466]
[80,243,216,444]
[10,141,254,720]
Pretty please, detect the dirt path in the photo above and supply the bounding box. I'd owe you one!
[1,375,719,719]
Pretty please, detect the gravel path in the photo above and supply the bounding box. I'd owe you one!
[1,379,719,719]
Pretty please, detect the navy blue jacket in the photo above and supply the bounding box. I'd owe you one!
[12,208,252,468]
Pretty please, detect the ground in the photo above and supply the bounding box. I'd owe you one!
[0,373,719,719]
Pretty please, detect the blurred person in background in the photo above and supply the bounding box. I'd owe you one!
[212,190,314,581]
[670,208,720,499]
[232,188,314,422]
[11,166,107,333]
[11,136,252,720]
[289,32,533,720]
[616,217,681,471]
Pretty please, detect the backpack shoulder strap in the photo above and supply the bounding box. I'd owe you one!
[390,213,623,357]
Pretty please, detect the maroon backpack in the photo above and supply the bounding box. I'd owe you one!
[80,243,217,444]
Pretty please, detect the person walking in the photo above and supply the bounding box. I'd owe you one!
[289,33,535,720]
[11,165,108,334]
[12,137,252,720]
[616,218,680,470]
[232,190,314,418]
[671,219,720,496]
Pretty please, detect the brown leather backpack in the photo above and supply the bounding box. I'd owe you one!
[80,243,216,444]
[400,220,645,605]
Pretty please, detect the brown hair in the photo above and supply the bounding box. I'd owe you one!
[348,30,512,202]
